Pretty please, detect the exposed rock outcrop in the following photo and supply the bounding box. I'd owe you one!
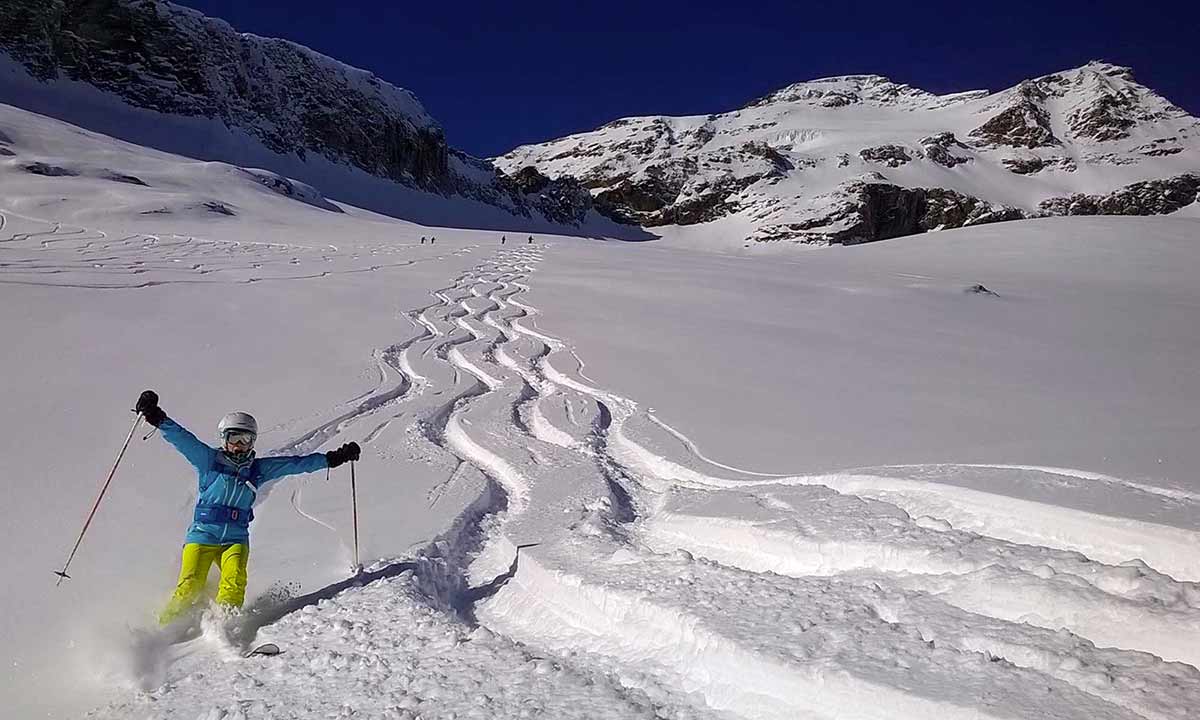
[1001,156,1078,174]
[581,141,791,227]
[1039,173,1200,216]
[1134,139,1184,157]
[0,0,452,191]
[970,83,1060,148]
[1069,91,1138,142]
[23,162,76,177]
[593,169,758,226]
[919,133,973,168]
[748,182,1026,246]
[1062,64,1185,142]
[500,166,594,226]
[102,172,149,186]
[501,60,1199,245]
[859,145,913,168]
[0,0,606,227]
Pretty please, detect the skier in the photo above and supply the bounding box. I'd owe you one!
[134,390,360,624]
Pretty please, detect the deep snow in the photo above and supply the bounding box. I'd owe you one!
[1,101,1199,720]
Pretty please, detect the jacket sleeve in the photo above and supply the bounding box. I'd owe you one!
[159,417,215,471]
[255,453,330,484]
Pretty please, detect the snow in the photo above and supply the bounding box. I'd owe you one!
[0,55,632,237]
[2,100,1200,720]
[496,62,1200,249]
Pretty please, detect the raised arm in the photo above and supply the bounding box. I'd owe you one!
[256,453,329,483]
[257,441,360,484]
[136,390,214,471]
[159,418,216,470]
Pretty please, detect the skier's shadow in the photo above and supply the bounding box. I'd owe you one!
[234,542,539,642]
[233,559,420,644]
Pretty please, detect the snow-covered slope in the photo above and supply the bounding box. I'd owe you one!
[0,0,606,231]
[2,94,1200,720]
[497,63,1200,247]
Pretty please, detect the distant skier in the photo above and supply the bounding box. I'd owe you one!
[134,390,360,624]
[527,236,533,244]
[420,236,426,245]
[501,235,506,244]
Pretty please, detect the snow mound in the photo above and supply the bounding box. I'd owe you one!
[240,168,344,213]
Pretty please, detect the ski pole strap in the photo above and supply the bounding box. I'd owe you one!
[194,504,254,526]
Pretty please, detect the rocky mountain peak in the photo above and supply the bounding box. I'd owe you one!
[1078,60,1136,82]
[967,60,1196,148]
[499,62,1200,248]
[747,74,965,110]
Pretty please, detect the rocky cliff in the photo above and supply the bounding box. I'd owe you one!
[498,63,1200,245]
[0,0,595,225]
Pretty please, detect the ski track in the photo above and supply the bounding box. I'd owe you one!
[87,238,1200,720]
[0,209,478,289]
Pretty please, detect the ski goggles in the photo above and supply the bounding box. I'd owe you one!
[222,430,256,448]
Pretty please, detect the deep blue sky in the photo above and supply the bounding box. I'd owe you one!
[176,0,1198,158]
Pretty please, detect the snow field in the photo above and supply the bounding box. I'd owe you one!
[91,568,730,720]
[457,308,1200,718]
[5,212,1195,719]
[4,99,1200,718]
[636,485,1200,667]
[0,207,477,291]
[768,471,1200,582]
[0,217,1190,719]
[291,245,1199,719]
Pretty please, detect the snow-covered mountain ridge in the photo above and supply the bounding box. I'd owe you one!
[5,3,1195,247]
[0,0,597,228]
[497,62,1200,245]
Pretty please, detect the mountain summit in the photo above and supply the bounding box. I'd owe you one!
[497,61,1200,246]
[747,74,990,111]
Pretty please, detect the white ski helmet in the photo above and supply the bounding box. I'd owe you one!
[217,411,258,440]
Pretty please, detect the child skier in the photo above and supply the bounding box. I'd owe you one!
[134,390,360,624]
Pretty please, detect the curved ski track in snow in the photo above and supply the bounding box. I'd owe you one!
[0,210,477,288]
[93,243,1200,720]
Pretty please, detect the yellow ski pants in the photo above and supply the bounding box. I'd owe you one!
[159,543,249,625]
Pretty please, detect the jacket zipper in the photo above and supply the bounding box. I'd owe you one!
[212,462,250,545]
[218,477,233,544]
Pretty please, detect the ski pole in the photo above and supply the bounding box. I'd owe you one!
[350,460,361,574]
[55,413,143,585]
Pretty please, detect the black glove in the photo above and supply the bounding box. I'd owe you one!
[135,390,166,427]
[326,442,361,468]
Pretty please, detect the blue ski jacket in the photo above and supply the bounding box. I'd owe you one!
[159,417,329,546]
